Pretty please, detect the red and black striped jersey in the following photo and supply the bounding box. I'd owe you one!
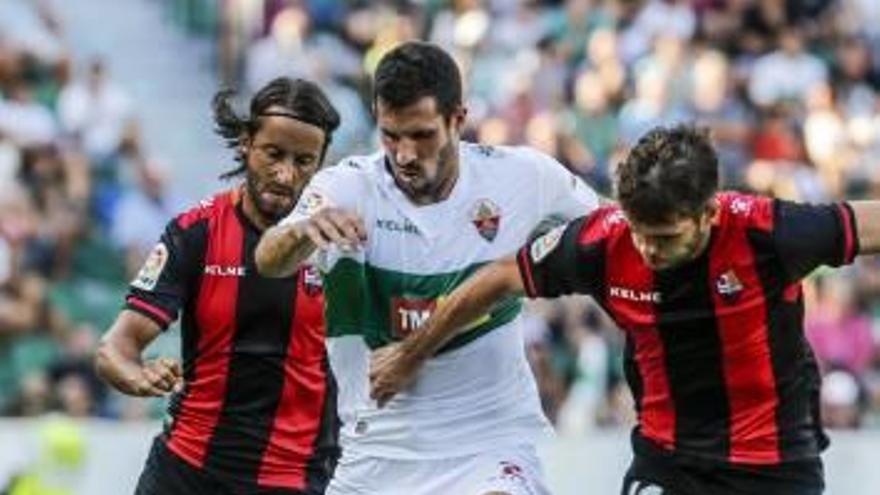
[518,192,859,466]
[124,189,338,493]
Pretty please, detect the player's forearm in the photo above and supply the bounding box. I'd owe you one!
[95,335,146,396]
[255,222,316,278]
[851,201,880,255]
[398,257,524,363]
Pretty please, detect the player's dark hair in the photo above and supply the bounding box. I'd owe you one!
[616,125,719,224]
[213,77,340,179]
[373,41,462,121]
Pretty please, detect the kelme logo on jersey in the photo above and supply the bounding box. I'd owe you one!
[716,269,744,302]
[132,243,168,291]
[376,218,421,235]
[204,265,247,277]
[471,198,501,242]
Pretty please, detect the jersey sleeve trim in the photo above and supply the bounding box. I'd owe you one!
[838,202,859,263]
[516,248,539,298]
[125,296,174,329]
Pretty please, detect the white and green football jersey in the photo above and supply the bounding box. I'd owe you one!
[282,142,599,459]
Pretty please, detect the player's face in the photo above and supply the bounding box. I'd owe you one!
[376,96,465,204]
[628,205,716,271]
[243,111,326,224]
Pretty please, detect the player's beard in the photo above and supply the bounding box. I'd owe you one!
[660,222,713,270]
[245,170,298,225]
[393,138,458,204]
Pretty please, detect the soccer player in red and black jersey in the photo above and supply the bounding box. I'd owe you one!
[95,77,341,495]
[369,125,880,495]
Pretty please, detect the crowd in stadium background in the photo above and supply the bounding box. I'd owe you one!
[1,0,879,440]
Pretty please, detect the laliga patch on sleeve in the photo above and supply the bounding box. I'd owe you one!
[294,190,328,216]
[132,243,169,291]
[529,225,565,263]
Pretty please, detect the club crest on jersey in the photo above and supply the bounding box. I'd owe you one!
[471,198,501,242]
[302,266,323,296]
[530,225,565,263]
[716,269,744,302]
[132,243,168,291]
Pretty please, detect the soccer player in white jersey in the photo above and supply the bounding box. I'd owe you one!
[255,41,600,495]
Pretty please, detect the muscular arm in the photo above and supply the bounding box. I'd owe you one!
[370,256,524,405]
[255,222,316,278]
[95,310,181,397]
[256,207,367,278]
[852,201,880,255]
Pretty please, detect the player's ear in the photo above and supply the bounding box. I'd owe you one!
[449,105,467,135]
[705,197,720,225]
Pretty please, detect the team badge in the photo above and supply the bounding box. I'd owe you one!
[471,198,501,242]
[529,225,565,263]
[715,269,744,302]
[132,243,168,291]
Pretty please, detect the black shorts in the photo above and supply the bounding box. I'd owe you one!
[135,438,316,495]
[621,441,824,495]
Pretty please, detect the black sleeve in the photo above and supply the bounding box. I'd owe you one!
[516,216,601,298]
[772,200,859,282]
[123,219,202,330]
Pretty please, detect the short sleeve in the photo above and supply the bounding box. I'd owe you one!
[124,219,202,330]
[281,161,363,226]
[772,200,859,282]
[531,148,600,222]
[517,216,600,298]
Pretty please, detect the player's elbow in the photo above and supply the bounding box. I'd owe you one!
[484,256,525,299]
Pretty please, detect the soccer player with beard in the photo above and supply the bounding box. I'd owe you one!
[256,42,600,494]
[370,125,880,495]
[96,77,341,495]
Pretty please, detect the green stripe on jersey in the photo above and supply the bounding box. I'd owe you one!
[323,258,521,352]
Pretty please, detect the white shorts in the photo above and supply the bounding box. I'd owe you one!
[326,443,550,495]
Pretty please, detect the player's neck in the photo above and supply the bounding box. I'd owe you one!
[406,159,460,206]
[240,187,273,231]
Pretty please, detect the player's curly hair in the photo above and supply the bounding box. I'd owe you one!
[615,125,719,224]
[373,41,462,121]
[213,77,341,179]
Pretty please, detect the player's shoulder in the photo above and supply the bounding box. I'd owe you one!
[715,191,774,232]
[578,205,628,244]
[463,142,557,169]
[315,151,383,187]
[174,189,237,231]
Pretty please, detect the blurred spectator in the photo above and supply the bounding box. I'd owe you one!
[619,0,696,64]
[57,58,139,228]
[57,58,136,165]
[821,368,867,429]
[807,275,876,377]
[110,159,185,279]
[748,27,828,109]
[618,65,687,145]
[0,79,58,148]
[685,49,753,186]
[245,6,316,91]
